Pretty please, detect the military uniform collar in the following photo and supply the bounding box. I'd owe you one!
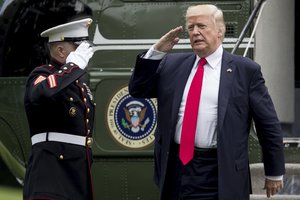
[50,58,64,69]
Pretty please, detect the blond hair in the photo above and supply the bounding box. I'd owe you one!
[185,4,226,40]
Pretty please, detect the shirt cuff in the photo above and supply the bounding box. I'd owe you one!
[143,45,166,60]
[265,175,283,181]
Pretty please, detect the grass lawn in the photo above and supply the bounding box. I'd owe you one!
[0,186,22,200]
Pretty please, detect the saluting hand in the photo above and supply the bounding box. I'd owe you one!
[66,41,94,70]
[263,178,283,198]
[153,26,183,53]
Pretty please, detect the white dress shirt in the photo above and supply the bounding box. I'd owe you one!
[174,45,222,148]
[144,45,222,148]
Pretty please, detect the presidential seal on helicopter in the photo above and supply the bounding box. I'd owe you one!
[107,86,157,149]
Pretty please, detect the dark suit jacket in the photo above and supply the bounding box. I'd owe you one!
[129,50,285,200]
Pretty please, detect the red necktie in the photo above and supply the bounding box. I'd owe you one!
[179,58,207,165]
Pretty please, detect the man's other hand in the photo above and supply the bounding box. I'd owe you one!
[263,178,283,198]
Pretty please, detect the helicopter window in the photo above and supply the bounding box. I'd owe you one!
[0,0,92,77]
[0,0,5,9]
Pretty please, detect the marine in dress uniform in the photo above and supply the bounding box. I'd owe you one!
[23,18,96,200]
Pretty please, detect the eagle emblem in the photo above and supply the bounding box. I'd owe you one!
[122,101,150,133]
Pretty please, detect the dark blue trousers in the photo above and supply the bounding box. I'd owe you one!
[162,144,218,200]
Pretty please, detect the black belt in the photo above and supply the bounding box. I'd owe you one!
[174,143,217,157]
[194,146,217,157]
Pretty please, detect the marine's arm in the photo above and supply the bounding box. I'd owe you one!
[26,42,93,104]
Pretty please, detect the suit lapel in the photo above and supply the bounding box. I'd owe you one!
[170,54,196,129]
[168,51,235,134]
[217,51,235,132]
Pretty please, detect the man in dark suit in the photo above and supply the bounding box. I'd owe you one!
[23,18,95,200]
[129,4,285,200]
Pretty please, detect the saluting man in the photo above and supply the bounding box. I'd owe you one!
[23,18,96,200]
[129,4,284,200]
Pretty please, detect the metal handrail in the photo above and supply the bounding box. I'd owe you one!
[231,0,267,54]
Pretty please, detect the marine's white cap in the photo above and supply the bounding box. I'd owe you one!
[40,18,93,43]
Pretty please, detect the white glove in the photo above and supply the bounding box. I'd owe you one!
[66,41,94,69]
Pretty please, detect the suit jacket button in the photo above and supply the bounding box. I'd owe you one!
[59,155,64,160]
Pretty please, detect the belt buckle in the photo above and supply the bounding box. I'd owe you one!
[86,137,93,147]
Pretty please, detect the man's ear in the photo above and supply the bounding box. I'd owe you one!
[56,45,66,59]
[218,29,223,38]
